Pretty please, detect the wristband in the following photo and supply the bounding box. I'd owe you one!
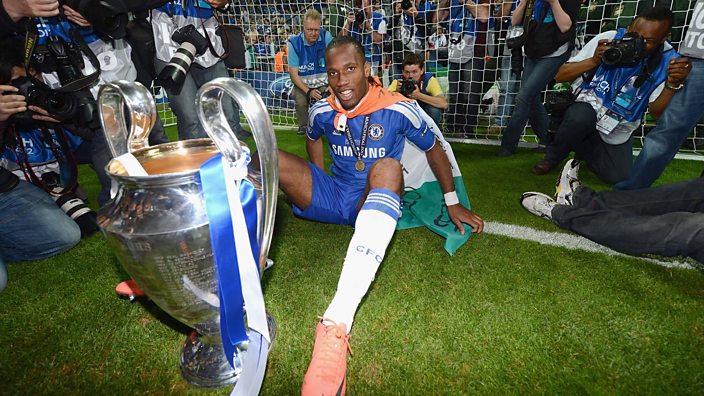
[665,81,684,91]
[444,191,459,206]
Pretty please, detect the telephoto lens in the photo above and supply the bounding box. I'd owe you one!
[157,25,210,95]
[54,193,100,237]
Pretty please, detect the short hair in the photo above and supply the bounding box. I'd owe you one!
[325,35,366,63]
[635,6,674,30]
[304,8,322,23]
[0,38,23,84]
[402,53,424,69]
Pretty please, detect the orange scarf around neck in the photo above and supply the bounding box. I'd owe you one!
[327,77,410,131]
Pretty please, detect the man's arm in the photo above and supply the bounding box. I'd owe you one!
[555,39,610,83]
[648,57,692,120]
[546,0,572,33]
[306,137,324,169]
[425,142,484,234]
[289,67,311,95]
[411,77,448,110]
[463,0,489,23]
[410,86,448,110]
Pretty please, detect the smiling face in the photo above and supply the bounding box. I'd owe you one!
[325,42,371,110]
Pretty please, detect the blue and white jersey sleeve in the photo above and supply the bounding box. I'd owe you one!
[306,100,332,140]
[386,101,434,151]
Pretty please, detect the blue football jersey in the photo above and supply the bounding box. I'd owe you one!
[307,100,435,184]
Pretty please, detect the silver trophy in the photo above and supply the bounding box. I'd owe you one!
[97,79,278,387]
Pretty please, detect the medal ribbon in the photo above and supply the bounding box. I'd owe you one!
[343,115,371,171]
[198,150,270,395]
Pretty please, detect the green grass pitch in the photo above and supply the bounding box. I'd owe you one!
[1,128,702,395]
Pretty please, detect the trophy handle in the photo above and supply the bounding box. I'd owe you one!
[98,80,156,158]
[196,77,279,269]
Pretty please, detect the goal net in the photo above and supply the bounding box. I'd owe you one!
[155,0,703,155]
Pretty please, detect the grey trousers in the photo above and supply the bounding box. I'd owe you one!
[552,177,704,263]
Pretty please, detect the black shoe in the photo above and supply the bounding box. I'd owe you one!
[297,127,307,135]
[532,145,547,153]
[532,160,558,175]
[236,130,253,139]
[496,147,515,157]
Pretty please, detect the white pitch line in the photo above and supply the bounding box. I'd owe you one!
[483,221,698,270]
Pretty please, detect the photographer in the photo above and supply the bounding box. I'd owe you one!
[340,0,387,77]
[488,0,519,135]
[497,0,580,156]
[390,0,425,77]
[437,0,490,138]
[151,0,245,141]
[531,7,691,185]
[388,52,447,125]
[287,9,332,136]
[0,41,83,292]
[27,9,146,206]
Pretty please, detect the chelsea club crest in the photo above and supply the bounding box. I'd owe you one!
[368,123,384,141]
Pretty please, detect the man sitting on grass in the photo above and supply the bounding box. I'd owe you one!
[268,35,484,395]
[520,160,704,264]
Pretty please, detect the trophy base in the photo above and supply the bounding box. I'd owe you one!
[179,313,277,388]
[180,331,240,388]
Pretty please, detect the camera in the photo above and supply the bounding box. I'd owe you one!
[399,78,417,97]
[157,25,209,95]
[354,10,366,27]
[505,26,525,50]
[33,36,85,86]
[401,0,412,10]
[5,76,97,127]
[602,32,647,66]
[61,0,129,39]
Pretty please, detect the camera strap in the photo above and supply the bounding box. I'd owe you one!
[22,16,101,93]
[8,125,79,196]
[522,0,536,32]
[195,1,230,61]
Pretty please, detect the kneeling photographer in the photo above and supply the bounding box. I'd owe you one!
[151,0,245,141]
[531,6,692,184]
[388,52,447,126]
[0,42,92,290]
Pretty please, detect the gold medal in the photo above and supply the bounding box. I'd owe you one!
[355,160,365,172]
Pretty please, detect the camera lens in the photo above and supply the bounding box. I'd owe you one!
[602,47,623,66]
[157,25,208,94]
[54,193,99,236]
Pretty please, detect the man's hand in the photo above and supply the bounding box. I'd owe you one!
[447,204,484,235]
[3,0,59,21]
[62,5,90,27]
[0,85,26,122]
[308,88,323,101]
[203,0,228,8]
[30,105,61,123]
[590,39,611,66]
[667,57,692,87]
[408,84,421,100]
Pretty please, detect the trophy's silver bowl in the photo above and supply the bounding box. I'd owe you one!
[100,139,242,387]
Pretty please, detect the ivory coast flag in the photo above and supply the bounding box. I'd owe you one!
[397,108,472,256]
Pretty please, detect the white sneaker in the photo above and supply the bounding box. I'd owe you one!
[555,159,581,205]
[520,192,557,220]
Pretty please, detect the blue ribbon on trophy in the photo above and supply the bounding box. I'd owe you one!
[199,147,271,395]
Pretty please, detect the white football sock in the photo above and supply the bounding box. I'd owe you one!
[323,188,401,333]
